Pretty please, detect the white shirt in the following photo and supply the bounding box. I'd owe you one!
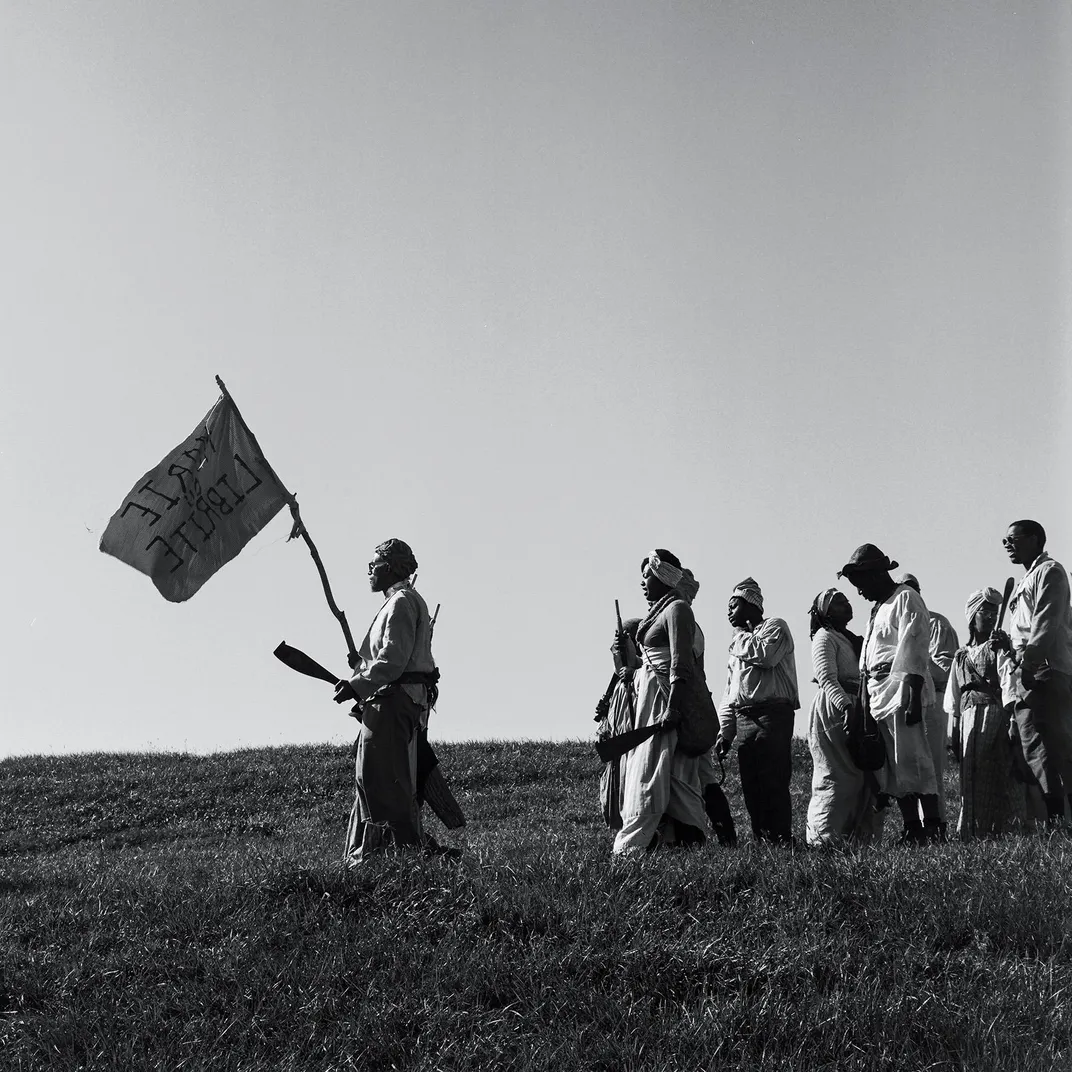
[348,580,436,705]
[861,585,935,721]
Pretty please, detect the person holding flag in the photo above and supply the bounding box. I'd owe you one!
[333,538,441,864]
[101,378,461,859]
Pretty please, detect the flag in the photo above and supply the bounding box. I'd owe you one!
[100,392,290,601]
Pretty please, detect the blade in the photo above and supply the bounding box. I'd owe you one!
[595,722,661,763]
[273,641,340,686]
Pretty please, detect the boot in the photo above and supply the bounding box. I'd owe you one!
[703,784,738,847]
[897,821,926,846]
[896,795,925,846]
[1044,793,1066,833]
[923,819,943,843]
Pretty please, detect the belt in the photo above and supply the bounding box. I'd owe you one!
[396,669,440,686]
[866,661,892,682]
[961,682,999,701]
[736,699,795,716]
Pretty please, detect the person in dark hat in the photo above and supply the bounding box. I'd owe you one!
[333,538,441,864]
[839,544,941,844]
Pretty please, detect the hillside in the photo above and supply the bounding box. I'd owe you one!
[3,740,1072,1070]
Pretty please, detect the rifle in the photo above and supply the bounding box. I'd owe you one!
[593,673,619,721]
[273,641,465,829]
[592,600,644,759]
[614,599,638,727]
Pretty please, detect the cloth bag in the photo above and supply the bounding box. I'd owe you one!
[847,681,886,772]
[674,672,720,757]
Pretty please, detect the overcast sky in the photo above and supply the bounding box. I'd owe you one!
[2,1,1069,757]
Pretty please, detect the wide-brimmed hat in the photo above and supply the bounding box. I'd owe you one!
[837,543,899,578]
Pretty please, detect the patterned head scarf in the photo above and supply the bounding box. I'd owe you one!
[813,587,840,618]
[675,568,699,604]
[645,549,683,587]
[809,587,847,639]
[731,577,764,611]
[374,538,418,579]
[964,586,1002,624]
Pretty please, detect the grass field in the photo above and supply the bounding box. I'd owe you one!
[3,738,1072,1070]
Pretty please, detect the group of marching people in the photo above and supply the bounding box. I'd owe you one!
[596,520,1072,852]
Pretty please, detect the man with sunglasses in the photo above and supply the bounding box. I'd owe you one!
[333,538,440,863]
[991,520,1072,828]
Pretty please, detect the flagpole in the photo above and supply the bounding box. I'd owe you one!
[215,375,358,662]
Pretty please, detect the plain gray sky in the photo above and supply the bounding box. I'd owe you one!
[2,1,1069,756]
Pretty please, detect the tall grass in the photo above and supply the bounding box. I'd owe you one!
[3,740,1071,1070]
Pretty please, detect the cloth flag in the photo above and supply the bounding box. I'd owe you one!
[100,393,289,601]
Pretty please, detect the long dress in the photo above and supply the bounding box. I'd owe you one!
[861,585,937,798]
[612,598,707,855]
[944,643,1026,838]
[806,627,882,845]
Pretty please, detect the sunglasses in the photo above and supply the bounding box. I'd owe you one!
[1002,534,1029,547]
[368,560,389,575]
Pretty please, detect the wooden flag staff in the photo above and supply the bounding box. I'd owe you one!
[217,376,466,831]
[215,375,357,661]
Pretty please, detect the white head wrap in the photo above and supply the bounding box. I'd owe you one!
[899,572,921,593]
[645,550,683,588]
[964,586,1002,624]
[731,577,764,610]
[675,568,699,604]
[814,587,840,618]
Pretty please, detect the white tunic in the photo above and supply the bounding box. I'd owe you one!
[861,585,937,798]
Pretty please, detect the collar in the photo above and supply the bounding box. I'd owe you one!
[386,579,413,598]
[1024,551,1052,575]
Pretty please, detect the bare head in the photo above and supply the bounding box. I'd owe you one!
[1003,520,1045,567]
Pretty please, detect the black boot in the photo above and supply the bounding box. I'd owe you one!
[703,784,738,847]
[897,821,926,846]
[918,795,944,843]
[1044,793,1066,832]
[897,795,925,845]
[923,819,943,843]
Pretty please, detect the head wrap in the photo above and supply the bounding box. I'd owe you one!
[645,550,683,588]
[675,568,699,604]
[731,577,764,610]
[964,586,1002,624]
[838,543,899,578]
[813,587,840,618]
[899,572,921,593]
[374,538,418,579]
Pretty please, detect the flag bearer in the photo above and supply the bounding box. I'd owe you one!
[333,538,439,864]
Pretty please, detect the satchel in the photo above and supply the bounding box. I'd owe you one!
[639,644,719,758]
[847,610,888,773]
[675,673,720,757]
[847,683,886,773]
